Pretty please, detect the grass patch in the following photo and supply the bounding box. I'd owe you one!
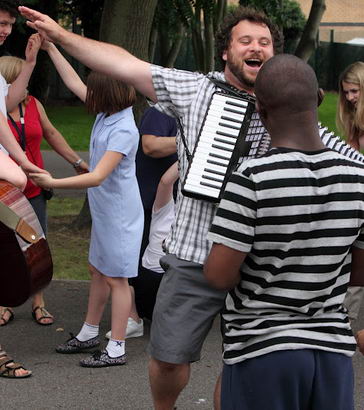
[43,104,94,151]
[318,91,342,137]
[47,197,90,281]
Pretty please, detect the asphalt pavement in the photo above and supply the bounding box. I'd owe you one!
[1,151,363,409]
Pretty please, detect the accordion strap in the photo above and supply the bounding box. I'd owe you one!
[207,77,256,103]
[176,116,192,163]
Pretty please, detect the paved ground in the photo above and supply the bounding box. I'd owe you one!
[0,151,363,409]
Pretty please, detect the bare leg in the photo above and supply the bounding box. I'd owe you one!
[84,264,110,326]
[129,285,141,322]
[149,357,190,410]
[105,277,131,340]
[214,372,222,410]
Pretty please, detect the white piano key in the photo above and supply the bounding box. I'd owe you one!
[183,182,220,199]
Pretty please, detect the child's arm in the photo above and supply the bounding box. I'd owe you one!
[41,40,87,102]
[6,34,41,111]
[0,111,46,176]
[153,161,178,212]
[204,243,247,290]
[35,98,89,173]
[30,150,122,189]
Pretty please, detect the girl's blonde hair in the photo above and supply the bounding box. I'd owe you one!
[0,56,24,84]
[336,62,364,148]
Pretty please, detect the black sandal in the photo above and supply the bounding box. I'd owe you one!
[32,306,54,326]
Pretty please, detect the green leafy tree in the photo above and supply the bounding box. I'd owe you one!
[173,0,227,73]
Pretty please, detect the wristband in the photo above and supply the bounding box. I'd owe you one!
[73,159,83,168]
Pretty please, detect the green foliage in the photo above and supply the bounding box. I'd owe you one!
[42,105,94,151]
[318,91,341,137]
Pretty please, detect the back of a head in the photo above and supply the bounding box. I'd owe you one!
[85,71,136,115]
[255,54,318,114]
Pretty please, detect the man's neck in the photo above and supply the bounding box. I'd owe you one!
[224,70,254,95]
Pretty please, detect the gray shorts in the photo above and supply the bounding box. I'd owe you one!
[148,254,227,364]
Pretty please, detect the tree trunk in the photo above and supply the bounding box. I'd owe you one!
[295,0,326,62]
[165,23,185,68]
[99,0,158,123]
[73,193,92,230]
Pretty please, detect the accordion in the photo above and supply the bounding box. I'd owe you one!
[182,90,270,202]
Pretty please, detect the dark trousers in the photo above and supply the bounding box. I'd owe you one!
[221,349,354,410]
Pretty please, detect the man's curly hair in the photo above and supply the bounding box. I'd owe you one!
[0,0,19,18]
[216,6,283,68]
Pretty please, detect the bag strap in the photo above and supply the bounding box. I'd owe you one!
[8,104,26,151]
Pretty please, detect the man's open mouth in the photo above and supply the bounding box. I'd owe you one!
[245,59,262,68]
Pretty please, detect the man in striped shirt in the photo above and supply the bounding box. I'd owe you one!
[205,54,364,410]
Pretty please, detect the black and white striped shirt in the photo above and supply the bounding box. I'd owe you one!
[151,65,364,265]
[207,147,364,364]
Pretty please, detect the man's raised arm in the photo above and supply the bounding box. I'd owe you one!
[19,6,156,102]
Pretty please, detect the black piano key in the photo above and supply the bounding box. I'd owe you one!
[204,167,226,176]
[202,174,224,183]
[218,121,241,130]
[221,115,243,124]
[214,137,235,146]
[223,107,246,115]
[216,130,238,139]
[211,143,234,152]
[225,100,248,109]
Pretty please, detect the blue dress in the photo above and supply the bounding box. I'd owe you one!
[88,107,143,278]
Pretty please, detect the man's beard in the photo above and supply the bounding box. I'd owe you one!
[226,57,256,90]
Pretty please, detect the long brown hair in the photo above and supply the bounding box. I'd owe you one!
[336,62,364,149]
[85,71,136,115]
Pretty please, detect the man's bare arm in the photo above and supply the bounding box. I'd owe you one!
[142,135,177,158]
[204,243,246,290]
[19,7,156,102]
[349,246,364,286]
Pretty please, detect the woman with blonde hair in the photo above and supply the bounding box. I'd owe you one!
[337,61,364,324]
[0,54,89,327]
[336,61,364,151]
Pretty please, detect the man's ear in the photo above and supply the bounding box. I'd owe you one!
[255,99,267,123]
[222,49,228,62]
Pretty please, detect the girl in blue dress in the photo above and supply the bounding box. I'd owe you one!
[31,42,143,367]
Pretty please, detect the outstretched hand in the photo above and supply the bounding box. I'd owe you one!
[25,33,42,65]
[20,161,49,177]
[19,6,65,44]
[29,172,53,189]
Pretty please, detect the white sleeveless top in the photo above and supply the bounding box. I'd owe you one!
[142,199,175,273]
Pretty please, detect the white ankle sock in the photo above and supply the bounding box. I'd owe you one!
[76,322,99,342]
[106,339,125,357]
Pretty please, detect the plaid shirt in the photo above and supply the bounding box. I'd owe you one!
[151,64,364,265]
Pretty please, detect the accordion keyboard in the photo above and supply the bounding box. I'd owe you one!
[182,92,269,202]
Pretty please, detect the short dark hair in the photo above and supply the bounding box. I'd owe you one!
[0,1,19,18]
[215,6,283,67]
[85,71,136,115]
